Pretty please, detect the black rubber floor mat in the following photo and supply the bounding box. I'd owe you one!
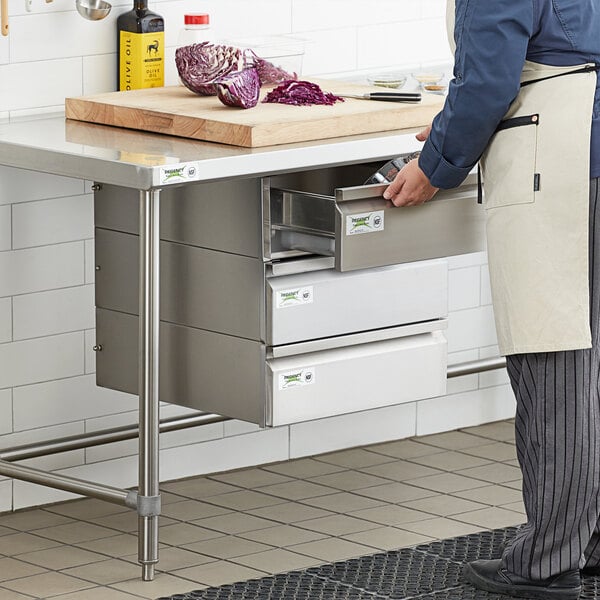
[158,525,600,600]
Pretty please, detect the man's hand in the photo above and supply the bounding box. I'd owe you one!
[383,158,439,207]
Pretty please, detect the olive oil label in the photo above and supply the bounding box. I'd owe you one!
[119,31,164,90]
[276,286,314,309]
[278,368,315,390]
[345,211,384,236]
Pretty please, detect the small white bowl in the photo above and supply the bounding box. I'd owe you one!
[366,73,407,89]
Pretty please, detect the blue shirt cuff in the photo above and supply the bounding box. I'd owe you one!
[419,138,474,189]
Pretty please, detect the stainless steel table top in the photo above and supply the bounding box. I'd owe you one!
[0,117,423,189]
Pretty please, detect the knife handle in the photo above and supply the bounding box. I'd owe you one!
[369,96,422,103]
[370,92,421,100]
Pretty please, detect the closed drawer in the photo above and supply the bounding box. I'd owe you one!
[266,170,485,271]
[267,331,447,426]
[95,228,265,341]
[267,259,448,346]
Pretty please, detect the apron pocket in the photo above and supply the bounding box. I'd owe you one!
[480,113,539,209]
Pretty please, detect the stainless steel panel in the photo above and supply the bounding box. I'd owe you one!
[95,228,264,341]
[95,179,262,257]
[96,308,267,426]
[267,331,447,426]
[270,318,448,358]
[266,260,448,346]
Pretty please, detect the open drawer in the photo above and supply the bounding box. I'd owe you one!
[265,168,485,272]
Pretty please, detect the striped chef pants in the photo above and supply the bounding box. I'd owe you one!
[501,178,600,580]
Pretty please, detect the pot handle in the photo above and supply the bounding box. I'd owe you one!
[1,0,8,36]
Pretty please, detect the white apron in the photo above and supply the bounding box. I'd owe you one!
[446,0,597,355]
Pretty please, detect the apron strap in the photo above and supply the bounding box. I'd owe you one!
[521,64,600,88]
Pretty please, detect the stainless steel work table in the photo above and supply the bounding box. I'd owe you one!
[0,116,461,580]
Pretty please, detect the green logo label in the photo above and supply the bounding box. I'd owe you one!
[280,291,300,304]
[162,167,185,181]
[350,216,371,231]
[282,372,303,387]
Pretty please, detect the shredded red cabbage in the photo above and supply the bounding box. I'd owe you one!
[215,68,260,109]
[175,42,244,96]
[263,80,344,106]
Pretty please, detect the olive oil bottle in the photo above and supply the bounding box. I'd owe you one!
[117,0,164,91]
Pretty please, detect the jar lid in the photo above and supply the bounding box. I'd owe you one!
[184,13,209,25]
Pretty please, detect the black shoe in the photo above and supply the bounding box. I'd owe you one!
[463,559,581,599]
[581,564,600,576]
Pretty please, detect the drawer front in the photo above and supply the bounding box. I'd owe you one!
[267,260,448,346]
[95,178,262,258]
[95,308,267,425]
[269,174,485,271]
[95,228,265,341]
[267,331,447,426]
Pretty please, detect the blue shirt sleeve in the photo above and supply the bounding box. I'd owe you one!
[419,0,534,189]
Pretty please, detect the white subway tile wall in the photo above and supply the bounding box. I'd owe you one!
[0,0,513,511]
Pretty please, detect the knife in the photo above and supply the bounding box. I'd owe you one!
[338,92,422,103]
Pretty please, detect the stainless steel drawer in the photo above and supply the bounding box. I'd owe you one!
[267,331,447,427]
[95,228,265,341]
[96,308,446,427]
[267,259,448,346]
[265,171,485,271]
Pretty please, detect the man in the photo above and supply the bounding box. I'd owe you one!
[384,1,600,599]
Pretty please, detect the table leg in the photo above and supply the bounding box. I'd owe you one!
[138,189,161,581]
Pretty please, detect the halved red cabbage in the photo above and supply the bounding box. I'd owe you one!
[263,80,344,106]
[216,68,260,109]
[175,42,244,96]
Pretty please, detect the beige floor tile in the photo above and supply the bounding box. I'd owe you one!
[248,502,334,523]
[452,507,525,529]
[161,478,241,499]
[503,459,519,467]
[262,458,345,479]
[451,484,523,506]
[75,534,141,558]
[0,588,39,599]
[297,514,380,536]
[503,480,522,490]
[239,525,327,547]
[460,442,517,462]
[500,501,526,514]
[123,547,216,572]
[93,511,176,533]
[205,490,287,511]
[0,526,17,538]
[287,537,374,562]
[158,523,224,546]
[17,546,105,570]
[456,463,522,484]
[0,510,73,532]
[208,469,293,489]
[307,470,391,491]
[173,561,266,587]
[416,430,493,450]
[406,472,489,494]
[461,421,515,442]
[349,505,432,527]
[314,449,397,469]
[161,491,192,505]
[2,572,94,598]
[402,494,489,517]
[399,517,485,539]
[183,535,273,559]
[0,532,61,556]
[45,499,129,520]
[192,512,278,535]
[353,482,438,503]
[360,461,443,481]
[0,557,47,582]
[161,500,232,521]
[61,558,141,585]
[257,480,338,501]
[112,573,201,599]
[34,522,117,545]
[50,587,141,599]
[299,492,386,513]
[408,451,492,472]
[366,439,444,460]
[233,548,321,573]
[341,527,434,551]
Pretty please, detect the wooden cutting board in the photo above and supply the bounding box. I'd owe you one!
[65,80,445,148]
